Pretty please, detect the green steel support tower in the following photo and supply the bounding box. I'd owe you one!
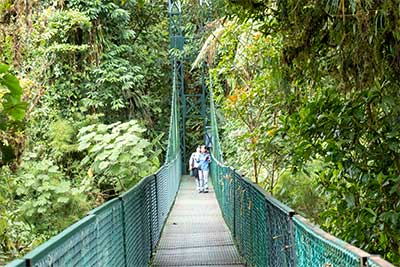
[169,0,213,171]
[168,0,186,170]
[199,0,212,149]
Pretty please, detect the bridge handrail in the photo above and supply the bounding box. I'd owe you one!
[211,155,295,215]
[6,154,182,267]
[210,149,394,267]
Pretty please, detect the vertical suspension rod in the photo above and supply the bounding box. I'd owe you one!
[168,0,186,171]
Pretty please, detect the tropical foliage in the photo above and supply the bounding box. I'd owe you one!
[0,0,169,263]
[78,120,161,194]
[201,0,400,264]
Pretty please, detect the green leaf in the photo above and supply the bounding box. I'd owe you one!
[95,151,111,161]
[99,161,110,171]
[0,64,9,73]
[0,218,7,234]
[118,153,131,162]
[57,196,70,204]
[344,192,355,208]
[55,181,70,193]
[78,141,91,151]
[38,207,47,214]
[137,0,145,8]
[109,164,121,175]
[16,187,26,195]
[365,207,377,217]
[3,73,21,93]
[3,99,27,121]
[109,150,121,161]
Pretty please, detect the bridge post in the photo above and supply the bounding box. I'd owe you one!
[118,195,128,267]
[154,172,159,241]
[288,211,296,267]
[232,167,236,239]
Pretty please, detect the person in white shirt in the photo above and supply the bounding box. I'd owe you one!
[189,146,201,192]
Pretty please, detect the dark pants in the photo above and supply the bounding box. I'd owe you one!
[192,168,199,179]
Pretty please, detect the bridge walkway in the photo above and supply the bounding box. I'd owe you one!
[152,175,245,266]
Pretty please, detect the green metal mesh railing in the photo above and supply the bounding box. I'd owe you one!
[209,90,394,267]
[88,198,125,266]
[292,215,365,267]
[21,216,98,266]
[6,60,182,267]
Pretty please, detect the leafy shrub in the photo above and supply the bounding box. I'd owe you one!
[0,64,27,127]
[14,159,90,232]
[78,120,161,195]
[0,64,27,166]
[0,159,90,264]
[273,160,328,220]
[48,119,78,162]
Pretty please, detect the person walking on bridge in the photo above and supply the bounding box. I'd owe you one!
[189,146,201,192]
[198,145,211,193]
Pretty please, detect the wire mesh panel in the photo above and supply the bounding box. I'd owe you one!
[5,161,181,267]
[168,155,181,212]
[23,215,97,267]
[140,176,155,259]
[221,167,235,232]
[215,167,296,267]
[121,179,149,266]
[210,162,234,232]
[265,195,295,267]
[7,163,181,267]
[156,155,181,237]
[144,175,159,250]
[368,258,381,267]
[234,177,254,263]
[88,198,125,267]
[249,185,269,267]
[293,215,365,267]
[210,160,221,202]
[157,165,170,234]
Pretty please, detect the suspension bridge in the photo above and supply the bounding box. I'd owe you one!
[5,1,395,267]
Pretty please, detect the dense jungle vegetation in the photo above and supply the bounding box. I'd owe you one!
[204,0,400,264]
[0,0,172,263]
[0,0,399,265]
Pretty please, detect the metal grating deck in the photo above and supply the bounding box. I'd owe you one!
[152,176,245,266]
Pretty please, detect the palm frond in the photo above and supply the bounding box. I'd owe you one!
[191,23,226,71]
